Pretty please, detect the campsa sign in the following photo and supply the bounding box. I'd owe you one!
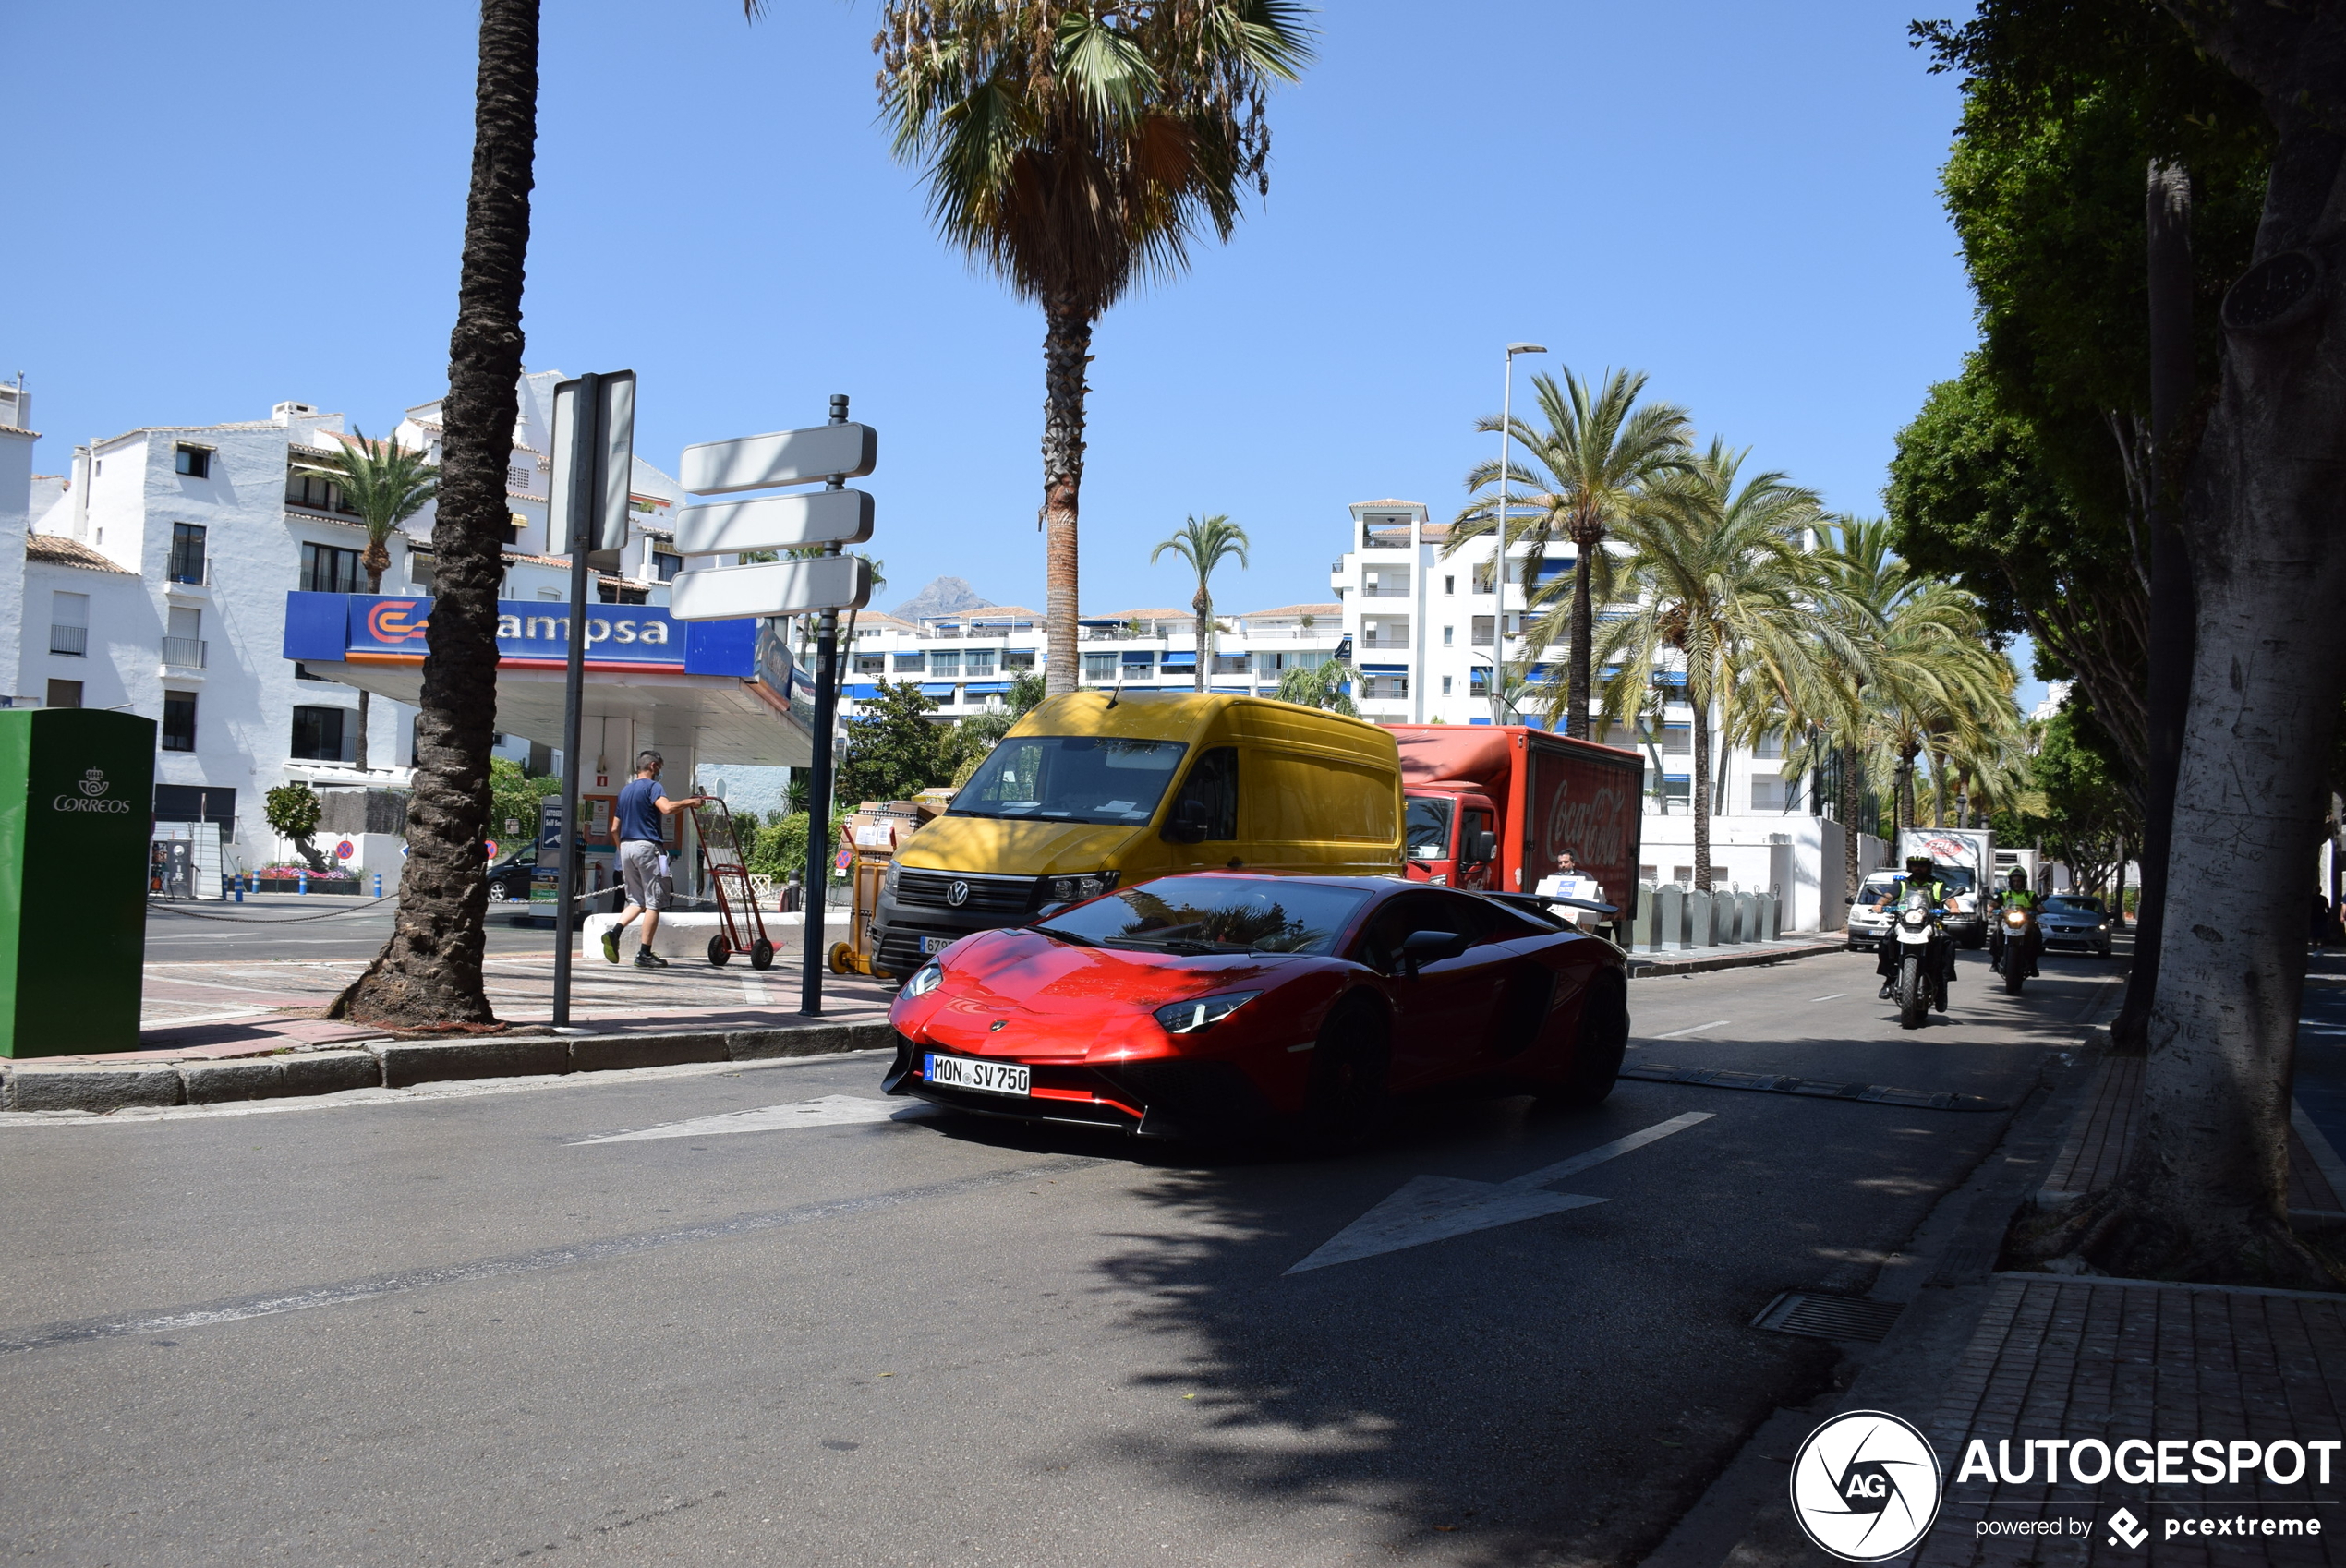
[345,595,687,671]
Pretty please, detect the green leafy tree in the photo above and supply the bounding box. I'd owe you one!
[2026,707,2139,902]
[1150,514,1250,693]
[265,781,327,873]
[1273,658,1357,717]
[335,0,538,1028]
[488,756,559,846]
[1448,368,1692,736]
[835,680,953,808]
[855,0,1313,696]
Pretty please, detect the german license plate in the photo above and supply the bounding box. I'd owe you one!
[925,1055,1029,1096]
[920,935,954,955]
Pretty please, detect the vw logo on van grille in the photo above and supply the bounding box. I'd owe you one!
[946,879,972,907]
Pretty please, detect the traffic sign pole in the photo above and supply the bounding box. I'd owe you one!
[549,369,635,1030]
[801,393,851,1018]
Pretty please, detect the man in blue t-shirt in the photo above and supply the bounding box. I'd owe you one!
[599,750,707,968]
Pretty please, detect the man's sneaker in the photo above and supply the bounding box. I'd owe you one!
[600,927,620,964]
[1878,982,1894,999]
[635,948,669,969]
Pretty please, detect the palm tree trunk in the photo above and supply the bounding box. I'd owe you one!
[1565,532,1597,739]
[1691,689,1712,893]
[330,0,536,1026]
[1192,587,1210,694]
[1040,296,1093,697]
[1841,740,1864,911]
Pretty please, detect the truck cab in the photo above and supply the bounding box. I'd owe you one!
[1402,785,1501,889]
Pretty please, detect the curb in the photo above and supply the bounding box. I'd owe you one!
[1627,940,1844,979]
[0,1019,896,1115]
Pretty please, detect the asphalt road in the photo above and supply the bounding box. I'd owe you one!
[0,944,2117,1566]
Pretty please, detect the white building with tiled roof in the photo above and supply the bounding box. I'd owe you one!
[0,371,692,885]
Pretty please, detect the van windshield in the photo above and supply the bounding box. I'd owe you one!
[950,736,1189,826]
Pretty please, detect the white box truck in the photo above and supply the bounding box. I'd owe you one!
[1898,826,1993,948]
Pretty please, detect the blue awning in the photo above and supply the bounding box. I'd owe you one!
[845,683,882,700]
[1158,652,1197,669]
[919,682,956,696]
[1359,663,1409,674]
[963,681,1010,695]
[1652,669,1687,686]
[1469,717,1492,725]
[1121,650,1156,668]
[1209,685,1248,694]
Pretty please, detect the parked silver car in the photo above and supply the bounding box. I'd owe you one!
[2038,895,2114,957]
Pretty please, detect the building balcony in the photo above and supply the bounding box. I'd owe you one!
[161,637,208,669]
[165,558,211,588]
[1359,586,1412,599]
[1361,528,1414,550]
[48,624,87,657]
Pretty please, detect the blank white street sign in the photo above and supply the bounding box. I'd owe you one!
[681,422,877,495]
[674,489,874,557]
[668,554,873,621]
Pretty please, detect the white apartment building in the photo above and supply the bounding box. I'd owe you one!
[0,372,687,881]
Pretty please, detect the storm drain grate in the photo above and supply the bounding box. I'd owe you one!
[1751,1293,1905,1344]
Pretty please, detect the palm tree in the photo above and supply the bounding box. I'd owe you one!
[321,428,437,772]
[331,0,538,1027]
[1582,442,1846,894]
[1151,514,1249,693]
[1274,658,1356,716]
[1447,368,1691,737]
[862,1,1312,696]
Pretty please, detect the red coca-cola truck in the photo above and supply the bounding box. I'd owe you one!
[1386,725,1644,920]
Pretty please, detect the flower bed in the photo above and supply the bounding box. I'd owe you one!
[253,871,361,896]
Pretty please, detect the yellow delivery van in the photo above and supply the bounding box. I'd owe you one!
[869,690,1404,975]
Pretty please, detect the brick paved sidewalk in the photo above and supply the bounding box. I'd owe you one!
[58,952,897,1065]
[1917,1275,2346,1566]
[2040,1056,2346,1220]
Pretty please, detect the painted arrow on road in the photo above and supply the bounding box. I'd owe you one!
[1283,1111,1714,1274]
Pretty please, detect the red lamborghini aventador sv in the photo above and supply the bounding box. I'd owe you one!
[882,873,1629,1144]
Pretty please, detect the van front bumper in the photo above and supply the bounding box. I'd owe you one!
[872,868,1045,977]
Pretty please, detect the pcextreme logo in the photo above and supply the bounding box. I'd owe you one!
[1789,1411,1944,1562]
[367,600,429,643]
[52,766,131,814]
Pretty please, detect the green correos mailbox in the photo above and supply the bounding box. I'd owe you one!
[0,709,155,1056]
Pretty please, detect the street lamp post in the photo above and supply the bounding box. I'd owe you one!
[1494,341,1546,725]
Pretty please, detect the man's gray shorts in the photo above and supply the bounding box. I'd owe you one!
[620,839,669,911]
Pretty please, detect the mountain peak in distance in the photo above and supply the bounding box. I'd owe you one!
[891,576,997,621]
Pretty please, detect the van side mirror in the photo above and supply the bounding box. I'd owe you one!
[1473,831,1498,864]
[1397,927,1470,976]
[1165,798,1211,845]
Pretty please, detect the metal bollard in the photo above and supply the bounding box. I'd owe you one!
[298,868,308,895]
[1687,889,1716,947]
[233,874,244,904]
[1654,883,1686,951]
[373,872,382,898]
[1631,882,1659,951]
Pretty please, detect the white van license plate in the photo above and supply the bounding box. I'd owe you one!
[925,1055,1029,1097]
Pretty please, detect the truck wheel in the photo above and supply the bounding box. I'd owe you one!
[1542,971,1628,1107]
[1298,997,1390,1154]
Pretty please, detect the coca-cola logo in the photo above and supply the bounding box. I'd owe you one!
[1546,778,1629,867]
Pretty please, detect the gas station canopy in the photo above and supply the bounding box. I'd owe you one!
[281,592,813,767]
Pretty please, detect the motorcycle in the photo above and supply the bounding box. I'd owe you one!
[1890,889,1950,1030]
[1989,901,2040,995]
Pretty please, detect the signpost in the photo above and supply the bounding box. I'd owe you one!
[547,370,635,1030]
[671,398,875,1017]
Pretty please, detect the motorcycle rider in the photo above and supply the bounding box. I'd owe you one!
[1989,867,2041,978]
[1877,856,1957,999]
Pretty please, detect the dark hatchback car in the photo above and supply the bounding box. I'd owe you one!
[2038,895,2114,957]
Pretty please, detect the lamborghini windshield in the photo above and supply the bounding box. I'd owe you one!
[1034,878,1373,956]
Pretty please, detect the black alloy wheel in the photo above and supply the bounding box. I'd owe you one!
[1299,996,1391,1153]
[1542,970,1628,1107]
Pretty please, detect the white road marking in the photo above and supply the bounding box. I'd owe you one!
[1285,1111,1714,1274]
[1650,1019,1730,1040]
[1811,993,1846,1002]
[570,1093,935,1145]
[742,978,773,1005]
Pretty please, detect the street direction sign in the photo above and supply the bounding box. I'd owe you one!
[681,422,877,495]
[674,489,874,557]
[668,553,873,621]
[548,371,635,568]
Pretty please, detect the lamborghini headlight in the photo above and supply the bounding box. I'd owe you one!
[1153,991,1261,1035]
[905,962,945,997]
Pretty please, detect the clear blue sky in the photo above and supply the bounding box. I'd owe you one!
[6,0,2015,681]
